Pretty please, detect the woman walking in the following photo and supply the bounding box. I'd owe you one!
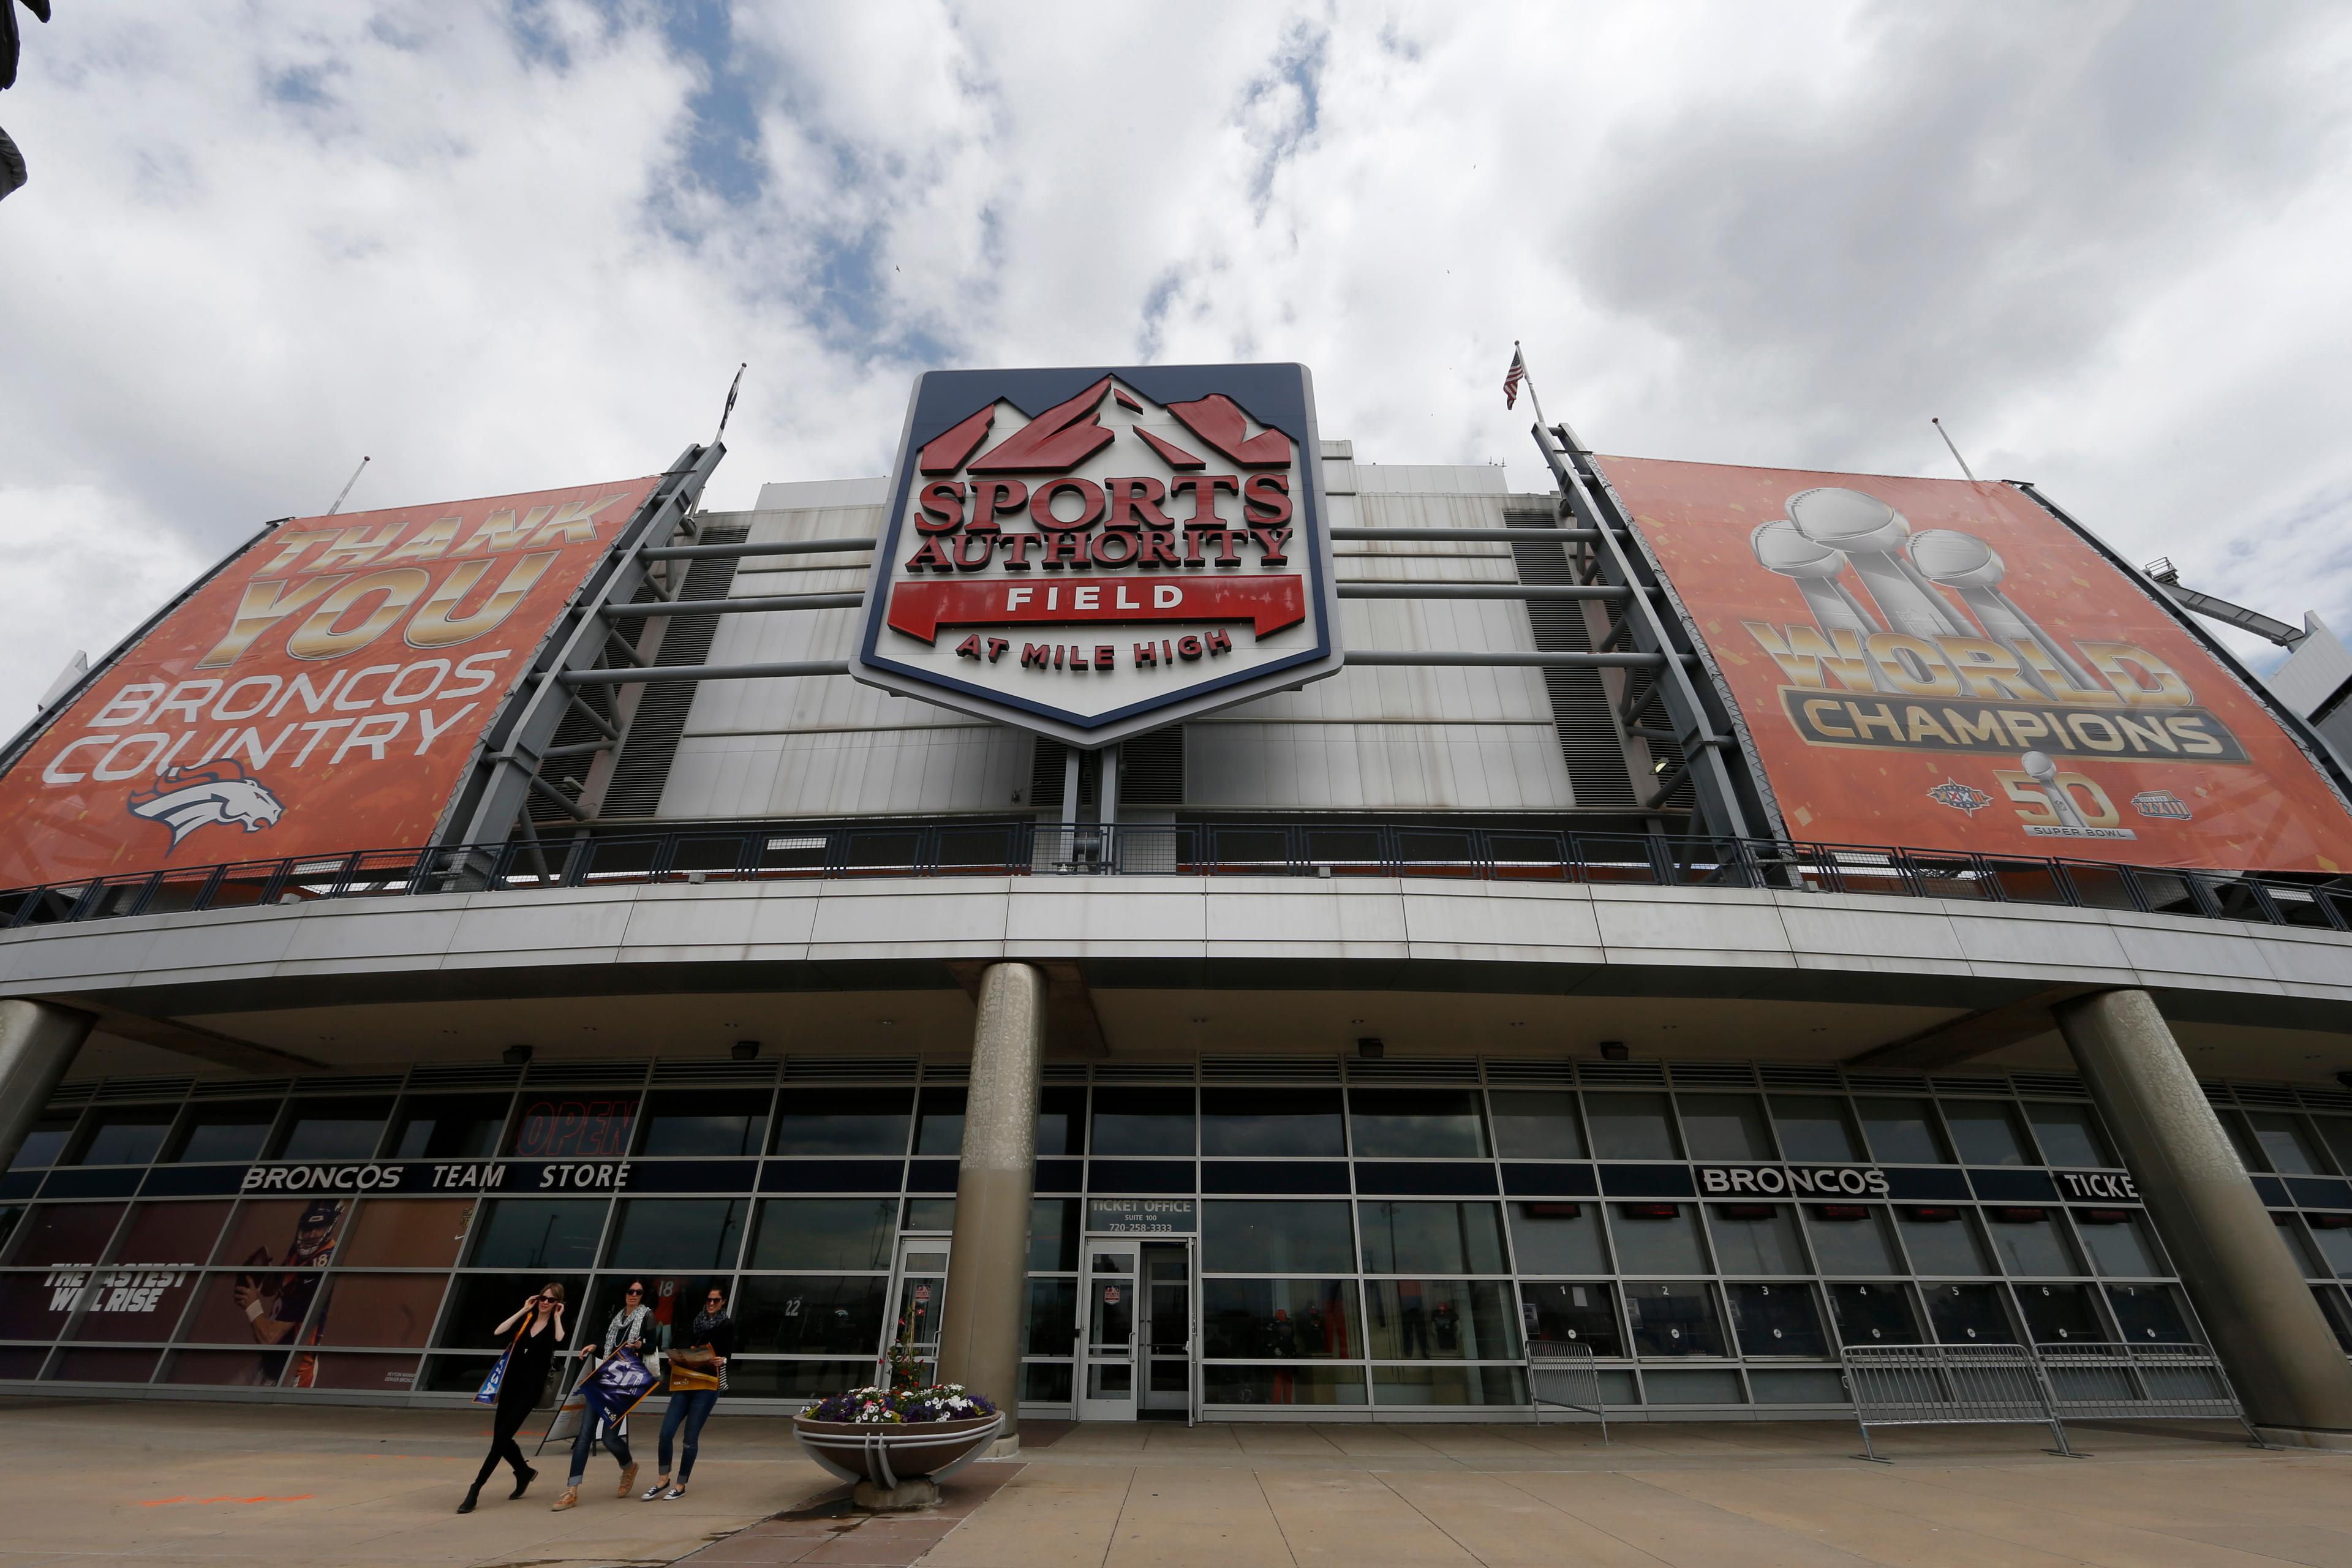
[553,1279,652,1510]
[458,1283,565,1514]
[641,1284,733,1500]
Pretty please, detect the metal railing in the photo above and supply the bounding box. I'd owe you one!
[1526,1340,1608,1440]
[2034,1340,2252,1434]
[1842,1339,2255,1461]
[3,820,2349,936]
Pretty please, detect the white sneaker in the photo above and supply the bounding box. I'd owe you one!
[663,1487,686,1500]
[641,1482,667,1501]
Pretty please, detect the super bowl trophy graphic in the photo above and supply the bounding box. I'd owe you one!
[1749,519,1887,654]
[1906,529,2103,695]
[1785,488,1969,642]
[2019,750,2092,832]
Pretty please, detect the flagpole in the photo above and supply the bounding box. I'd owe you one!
[1513,340,1555,439]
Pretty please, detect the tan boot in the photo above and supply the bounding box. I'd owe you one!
[616,1462,638,1498]
[551,1488,578,1512]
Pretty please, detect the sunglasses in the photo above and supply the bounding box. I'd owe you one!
[625,1289,644,1296]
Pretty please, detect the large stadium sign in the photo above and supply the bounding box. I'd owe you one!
[1597,458,2352,872]
[849,364,1343,747]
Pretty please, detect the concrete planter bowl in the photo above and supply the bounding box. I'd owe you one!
[791,1413,1004,1509]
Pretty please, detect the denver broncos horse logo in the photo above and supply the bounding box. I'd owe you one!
[128,761,286,850]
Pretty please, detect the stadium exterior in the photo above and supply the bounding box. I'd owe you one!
[2,377,2351,1451]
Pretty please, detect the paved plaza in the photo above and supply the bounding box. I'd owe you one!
[1,1399,2348,1568]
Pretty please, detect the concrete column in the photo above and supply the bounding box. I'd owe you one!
[2053,988,2352,1444]
[937,962,1044,1447]
[0,1000,96,1172]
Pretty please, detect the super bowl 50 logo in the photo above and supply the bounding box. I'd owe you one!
[850,365,1343,747]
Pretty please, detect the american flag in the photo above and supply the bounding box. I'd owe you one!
[1502,349,1527,410]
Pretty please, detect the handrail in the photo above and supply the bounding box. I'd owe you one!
[2,821,2347,937]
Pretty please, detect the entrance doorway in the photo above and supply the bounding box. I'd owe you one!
[1078,1236,1196,1422]
[881,1235,948,1388]
[1141,1242,1193,1416]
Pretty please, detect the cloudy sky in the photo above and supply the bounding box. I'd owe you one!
[3,1,2349,723]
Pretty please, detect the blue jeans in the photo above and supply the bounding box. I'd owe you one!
[658,1389,721,1483]
[567,1417,632,1488]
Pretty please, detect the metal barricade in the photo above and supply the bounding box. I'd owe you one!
[1526,1340,1607,1442]
[2034,1341,2256,1441]
[1841,1343,2071,1461]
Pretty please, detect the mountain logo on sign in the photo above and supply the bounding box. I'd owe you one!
[128,760,285,849]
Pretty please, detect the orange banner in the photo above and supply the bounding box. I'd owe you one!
[1595,457,2352,872]
[0,475,660,889]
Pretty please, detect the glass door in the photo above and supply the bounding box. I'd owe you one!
[880,1237,948,1389]
[1141,1242,1194,1417]
[1077,1243,1139,1420]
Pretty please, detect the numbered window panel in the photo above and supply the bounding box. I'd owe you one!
[432,1274,591,1352]
[1371,1364,1526,1406]
[1676,1095,1774,1162]
[270,1097,394,1163]
[11,1204,127,1267]
[166,1102,280,1165]
[771,1090,912,1157]
[1894,1207,1994,1276]
[2024,1102,2114,1169]
[1703,1204,1808,1275]
[1769,1096,1863,1163]
[2073,1208,2168,1276]
[71,1107,178,1168]
[506,1096,639,1159]
[1621,1282,1725,1357]
[387,1095,513,1160]
[1204,1364,1366,1406]
[1507,1200,1610,1274]
[1090,1089,1196,1157]
[307,1273,448,1349]
[64,1267,203,1343]
[1802,1205,1902,1275]
[1724,1282,1828,1358]
[1488,1091,1586,1160]
[1201,1088,1343,1157]
[467,1200,606,1271]
[1610,1204,1709,1275]
[1360,1201,1507,1275]
[1202,1278,1361,1359]
[1985,1208,2084,1276]
[736,1275,885,1356]
[748,1199,897,1272]
[2105,1282,2196,1343]
[601,1199,747,1271]
[1942,1101,2032,1167]
[9,1115,77,1170]
[2015,1281,2105,1344]
[1583,1093,1681,1161]
[1022,1278,1079,1356]
[1202,1201,1355,1273]
[1034,1087,1087,1157]
[1921,1281,2017,1344]
[1855,1098,1954,1165]
[1348,1089,1486,1158]
[635,1090,770,1158]
[1825,1281,1920,1348]
[1518,1281,1623,1356]
[726,1359,874,1399]
[2305,1215,2352,1279]
[337,1199,475,1270]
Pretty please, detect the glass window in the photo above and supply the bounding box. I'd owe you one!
[1506,1201,1609,1274]
[2022,1102,2111,1168]
[747,1197,895,1271]
[305,1353,421,1393]
[1370,1364,1525,1405]
[1487,1091,1585,1159]
[337,1199,473,1269]
[1677,1095,1774,1161]
[466,1199,604,1270]
[1089,1088,1193,1156]
[62,1266,202,1343]
[914,1088,967,1156]
[1202,1278,1360,1359]
[1622,1281,1724,1356]
[214,1197,350,1270]
[1802,1205,1901,1274]
[1346,1089,1486,1158]
[507,1096,638,1159]
[1610,1204,1708,1274]
[2309,1286,2352,1354]
[1987,1209,2082,1275]
[1895,1208,1994,1275]
[1205,1364,1365,1405]
[2316,1118,2352,1178]
[2247,1113,2328,1176]
[2074,1210,2166,1276]
[110,1201,232,1265]
[179,1269,325,1352]
[1360,1201,1507,1275]
[581,1274,728,1355]
[167,1102,278,1164]
[1022,1278,1079,1356]
[2106,1282,2194,1343]
[603,1199,746,1270]
[271,1097,393,1163]
[771,1088,910,1156]
[1584,1093,1680,1160]
[634,1090,769,1157]
[1826,1281,1919,1346]
[1035,1087,1086,1156]
[1201,1088,1343,1156]
[1942,1101,2030,1166]
[1028,1197,1079,1272]
[1725,1283,1827,1357]
[2016,1281,2103,1343]
[1770,1096,1863,1163]
[50,1347,159,1382]
[2307,1218,2352,1280]
[1023,1362,1073,1402]
[9,1114,76,1170]
[388,1095,510,1160]
[1202,1200,1354,1273]
[736,1275,887,1355]
[0,1204,19,1257]
[2219,1112,2268,1172]
[727,1359,875,1399]
[1705,1205,1808,1274]
[2272,1213,2327,1276]
[1364,1279,1516,1359]
[74,1107,176,1167]
[1923,1281,2015,1343]
[902,1197,956,1232]
[163,1347,296,1387]
[432,1273,590,1353]
[308,1273,447,1349]
[1856,1098,1952,1164]
[1519,1281,1621,1354]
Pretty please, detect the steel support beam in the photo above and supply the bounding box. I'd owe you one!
[638,537,878,562]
